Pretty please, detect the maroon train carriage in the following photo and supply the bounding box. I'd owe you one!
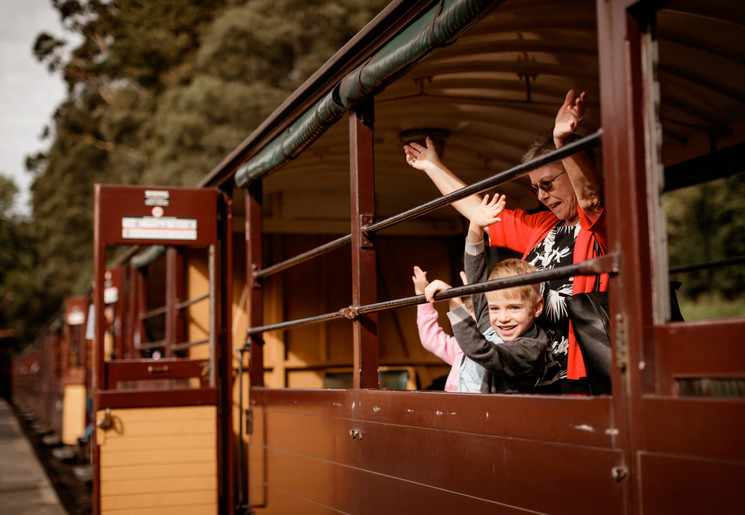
[18,0,745,513]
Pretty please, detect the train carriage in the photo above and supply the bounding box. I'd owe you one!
[12,316,65,439]
[223,1,745,512]
[15,0,745,513]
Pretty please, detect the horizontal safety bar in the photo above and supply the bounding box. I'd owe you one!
[140,306,167,320]
[171,338,210,351]
[366,131,602,234]
[245,253,618,339]
[252,131,602,280]
[255,235,352,280]
[356,253,617,316]
[669,255,745,275]
[136,340,166,351]
[247,311,345,338]
[175,293,209,310]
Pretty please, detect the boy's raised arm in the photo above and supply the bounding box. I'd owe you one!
[463,223,491,335]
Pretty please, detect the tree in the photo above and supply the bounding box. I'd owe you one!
[0,175,19,216]
[144,0,390,186]
[0,175,55,344]
[11,0,390,347]
[26,0,230,317]
[665,172,745,300]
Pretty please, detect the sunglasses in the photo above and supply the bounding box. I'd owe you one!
[529,170,566,197]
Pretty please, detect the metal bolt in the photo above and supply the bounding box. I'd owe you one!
[611,465,628,483]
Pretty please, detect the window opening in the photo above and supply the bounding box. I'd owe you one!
[246,134,614,390]
[653,1,745,322]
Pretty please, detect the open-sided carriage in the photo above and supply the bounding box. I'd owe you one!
[20,0,745,513]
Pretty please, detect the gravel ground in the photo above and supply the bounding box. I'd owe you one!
[10,402,92,515]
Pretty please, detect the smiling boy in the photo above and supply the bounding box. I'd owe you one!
[424,238,549,393]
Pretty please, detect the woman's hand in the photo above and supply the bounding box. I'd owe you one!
[554,90,586,146]
[404,136,442,172]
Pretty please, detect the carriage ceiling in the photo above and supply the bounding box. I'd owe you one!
[223,0,745,236]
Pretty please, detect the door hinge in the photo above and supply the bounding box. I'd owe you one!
[245,408,253,436]
[615,313,628,373]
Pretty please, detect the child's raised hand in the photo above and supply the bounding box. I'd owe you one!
[473,193,506,229]
[412,266,429,295]
[424,279,452,303]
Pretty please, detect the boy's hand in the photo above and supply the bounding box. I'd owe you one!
[412,266,429,295]
[472,193,506,230]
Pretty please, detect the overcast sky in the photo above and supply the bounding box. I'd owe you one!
[0,0,68,215]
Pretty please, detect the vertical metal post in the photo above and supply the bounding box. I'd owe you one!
[243,182,264,512]
[236,348,246,510]
[125,266,136,359]
[165,247,177,357]
[217,190,235,515]
[208,244,216,387]
[134,268,146,355]
[246,184,264,386]
[349,99,379,389]
[598,1,656,511]
[92,185,105,515]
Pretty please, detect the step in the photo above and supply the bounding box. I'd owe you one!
[51,447,76,462]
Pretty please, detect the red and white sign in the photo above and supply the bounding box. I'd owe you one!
[122,217,197,240]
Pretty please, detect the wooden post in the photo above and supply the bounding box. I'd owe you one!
[349,99,379,389]
[246,184,264,387]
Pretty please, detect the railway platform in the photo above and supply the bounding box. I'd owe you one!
[0,398,66,514]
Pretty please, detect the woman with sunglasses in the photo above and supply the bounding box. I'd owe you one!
[404,90,606,394]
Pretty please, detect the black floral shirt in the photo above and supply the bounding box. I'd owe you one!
[524,222,580,380]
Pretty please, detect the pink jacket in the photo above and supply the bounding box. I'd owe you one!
[417,303,463,392]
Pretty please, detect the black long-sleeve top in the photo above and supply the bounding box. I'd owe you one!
[446,240,548,393]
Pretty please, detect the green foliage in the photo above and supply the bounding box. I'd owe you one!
[147,76,286,185]
[105,0,226,90]
[679,294,745,321]
[144,0,388,186]
[0,175,19,216]
[664,172,745,301]
[9,0,390,346]
[0,176,59,344]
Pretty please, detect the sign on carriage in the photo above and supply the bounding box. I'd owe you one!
[94,184,217,246]
[121,216,197,240]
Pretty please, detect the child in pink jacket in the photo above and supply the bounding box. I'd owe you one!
[412,266,464,392]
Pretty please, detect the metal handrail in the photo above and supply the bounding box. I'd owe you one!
[172,338,210,351]
[135,340,166,351]
[669,255,745,275]
[367,132,602,234]
[246,253,618,338]
[245,132,604,339]
[250,132,601,281]
[140,306,167,320]
[255,235,352,279]
[175,293,209,310]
